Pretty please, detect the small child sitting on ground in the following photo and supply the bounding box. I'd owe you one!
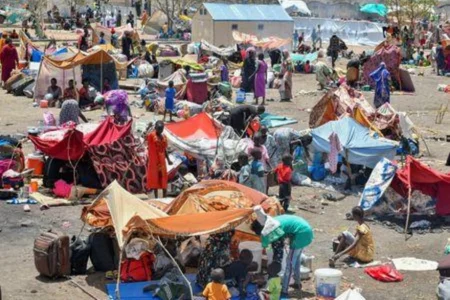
[224,249,257,298]
[202,268,231,300]
[274,154,293,212]
[258,262,282,300]
[329,206,375,267]
[304,60,312,73]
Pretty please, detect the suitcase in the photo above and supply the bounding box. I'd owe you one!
[23,81,35,98]
[12,77,34,97]
[33,231,70,278]
[4,73,24,93]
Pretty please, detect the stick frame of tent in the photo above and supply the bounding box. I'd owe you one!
[404,159,413,240]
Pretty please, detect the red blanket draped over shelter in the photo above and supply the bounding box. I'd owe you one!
[391,156,450,215]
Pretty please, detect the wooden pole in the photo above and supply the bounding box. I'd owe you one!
[404,157,412,240]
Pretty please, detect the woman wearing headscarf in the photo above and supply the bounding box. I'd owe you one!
[370,62,391,108]
[241,47,256,93]
[254,53,268,105]
[59,99,88,125]
[0,38,18,84]
[315,61,336,90]
[281,50,293,101]
[436,44,445,76]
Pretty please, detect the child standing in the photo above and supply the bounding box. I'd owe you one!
[248,148,266,194]
[164,80,176,122]
[202,268,231,300]
[330,206,375,267]
[238,152,251,188]
[247,132,272,171]
[259,262,282,300]
[275,154,293,212]
[274,73,285,101]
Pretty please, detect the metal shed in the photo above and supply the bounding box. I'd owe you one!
[192,3,294,48]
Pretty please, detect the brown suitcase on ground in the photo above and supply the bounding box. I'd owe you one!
[33,231,70,278]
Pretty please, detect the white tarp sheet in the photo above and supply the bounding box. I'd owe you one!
[293,17,384,46]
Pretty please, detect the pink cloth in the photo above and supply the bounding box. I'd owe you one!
[53,179,73,198]
[328,132,342,173]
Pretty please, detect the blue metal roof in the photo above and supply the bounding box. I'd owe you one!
[203,3,293,22]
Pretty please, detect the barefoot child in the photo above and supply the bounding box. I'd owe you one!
[202,268,231,300]
[275,154,293,212]
[164,80,176,122]
[330,206,374,267]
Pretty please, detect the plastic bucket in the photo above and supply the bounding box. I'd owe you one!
[314,268,343,299]
[26,154,44,176]
[18,60,28,70]
[40,100,48,108]
[245,93,254,102]
[238,241,263,273]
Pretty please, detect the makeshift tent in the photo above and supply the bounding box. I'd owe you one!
[82,181,253,244]
[29,118,148,193]
[232,31,291,49]
[160,180,282,241]
[311,117,398,168]
[34,49,123,101]
[363,44,415,92]
[164,112,223,158]
[281,0,312,15]
[143,10,168,35]
[309,85,379,131]
[165,180,282,215]
[309,85,415,138]
[34,47,81,101]
[82,181,168,246]
[391,156,450,216]
[360,3,388,16]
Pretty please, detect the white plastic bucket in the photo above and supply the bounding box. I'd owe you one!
[245,92,254,102]
[238,241,263,273]
[314,268,343,299]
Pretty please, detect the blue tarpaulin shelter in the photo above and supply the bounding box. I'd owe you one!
[360,3,387,17]
[311,117,398,168]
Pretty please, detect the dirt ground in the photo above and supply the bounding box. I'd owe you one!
[1,53,450,300]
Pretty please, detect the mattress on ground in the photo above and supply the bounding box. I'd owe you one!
[260,113,298,128]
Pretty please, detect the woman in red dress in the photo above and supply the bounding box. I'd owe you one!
[147,121,172,198]
[0,38,18,84]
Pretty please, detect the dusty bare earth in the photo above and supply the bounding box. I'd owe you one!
[1,53,450,300]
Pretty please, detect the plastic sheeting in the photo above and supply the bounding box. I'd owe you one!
[293,17,384,46]
[311,117,398,168]
[282,0,312,15]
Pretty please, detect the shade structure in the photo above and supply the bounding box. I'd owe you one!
[311,117,398,168]
[360,3,387,17]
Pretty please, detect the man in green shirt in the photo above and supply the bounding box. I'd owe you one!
[254,207,313,297]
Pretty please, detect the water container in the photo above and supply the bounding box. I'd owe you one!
[236,89,246,103]
[26,154,44,176]
[238,241,263,273]
[314,268,343,299]
[245,93,254,103]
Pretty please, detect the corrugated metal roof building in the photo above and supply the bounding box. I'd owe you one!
[192,3,294,48]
